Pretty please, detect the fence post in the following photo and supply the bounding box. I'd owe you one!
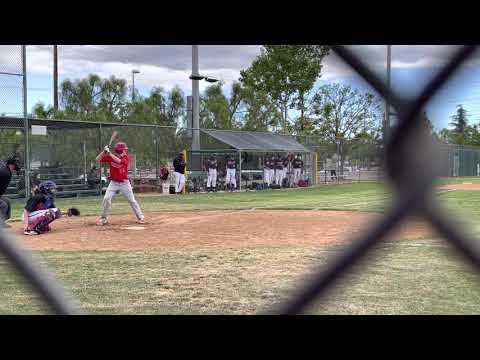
[98,123,103,195]
[183,149,187,194]
[22,45,30,198]
[238,150,242,191]
[155,127,159,182]
[83,141,87,184]
[324,159,327,184]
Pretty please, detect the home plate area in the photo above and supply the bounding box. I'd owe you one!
[11,210,436,252]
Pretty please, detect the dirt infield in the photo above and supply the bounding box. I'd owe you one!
[438,183,480,191]
[8,210,437,251]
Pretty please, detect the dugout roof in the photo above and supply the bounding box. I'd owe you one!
[201,129,311,153]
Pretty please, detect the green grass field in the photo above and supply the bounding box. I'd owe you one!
[2,179,480,314]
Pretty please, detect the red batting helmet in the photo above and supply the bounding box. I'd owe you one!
[114,142,129,154]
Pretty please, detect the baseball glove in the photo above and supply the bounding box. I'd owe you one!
[67,208,80,217]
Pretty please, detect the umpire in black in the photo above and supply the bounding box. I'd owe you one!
[0,156,20,227]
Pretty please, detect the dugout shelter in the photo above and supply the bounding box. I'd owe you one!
[187,129,316,191]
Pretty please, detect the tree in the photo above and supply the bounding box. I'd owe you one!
[310,83,382,172]
[32,102,55,119]
[440,105,474,145]
[450,105,468,135]
[240,45,329,133]
[235,84,281,132]
[200,84,233,129]
[60,74,128,122]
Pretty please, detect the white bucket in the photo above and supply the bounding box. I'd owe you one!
[162,183,170,195]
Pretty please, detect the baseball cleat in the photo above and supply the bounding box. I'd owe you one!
[136,218,146,224]
[23,230,39,236]
[96,218,108,226]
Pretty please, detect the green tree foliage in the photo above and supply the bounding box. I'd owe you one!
[199,84,231,129]
[439,105,479,146]
[310,83,381,140]
[128,86,185,126]
[60,74,121,121]
[449,105,468,135]
[240,45,329,133]
[240,85,282,132]
[28,75,187,170]
[309,83,382,170]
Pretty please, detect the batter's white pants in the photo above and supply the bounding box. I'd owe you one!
[174,172,186,193]
[101,180,144,220]
[207,168,217,188]
[263,168,271,185]
[293,168,302,184]
[226,168,236,187]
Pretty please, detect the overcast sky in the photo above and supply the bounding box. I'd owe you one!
[1,45,480,130]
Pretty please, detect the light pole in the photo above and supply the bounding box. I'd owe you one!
[190,45,219,151]
[132,69,140,102]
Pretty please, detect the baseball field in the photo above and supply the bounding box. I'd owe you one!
[2,179,480,314]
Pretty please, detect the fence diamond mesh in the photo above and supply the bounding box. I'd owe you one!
[0,45,479,314]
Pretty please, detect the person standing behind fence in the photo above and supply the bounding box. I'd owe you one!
[0,156,20,228]
[292,154,304,186]
[283,154,291,187]
[274,155,284,187]
[206,155,218,192]
[263,154,271,188]
[225,155,237,192]
[173,152,186,195]
[326,154,338,181]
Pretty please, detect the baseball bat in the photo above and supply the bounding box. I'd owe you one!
[108,131,118,147]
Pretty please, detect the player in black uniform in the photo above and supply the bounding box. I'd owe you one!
[0,156,20,228]
[282,155,291,187]
[225,155,237,192]
[205,155,218,192]
[173,152,186,194]
[292,154,304,186]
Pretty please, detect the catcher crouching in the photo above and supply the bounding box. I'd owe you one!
[23,180,80,236]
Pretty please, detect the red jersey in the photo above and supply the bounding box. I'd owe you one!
[101,154,129,182]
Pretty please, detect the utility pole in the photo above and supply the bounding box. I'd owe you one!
[53,45,58,112]
[192,45,200,151]
[132,69,140,103]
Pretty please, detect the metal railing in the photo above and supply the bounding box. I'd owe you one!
[0,45,479,315]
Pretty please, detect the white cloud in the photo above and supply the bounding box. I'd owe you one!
[6,45,480,101]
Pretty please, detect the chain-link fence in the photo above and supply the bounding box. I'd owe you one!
[298,135,383,183]
[0,118,195,197]
[438,143,480,177]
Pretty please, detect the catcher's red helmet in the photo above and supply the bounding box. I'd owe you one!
[114,142,129,154]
